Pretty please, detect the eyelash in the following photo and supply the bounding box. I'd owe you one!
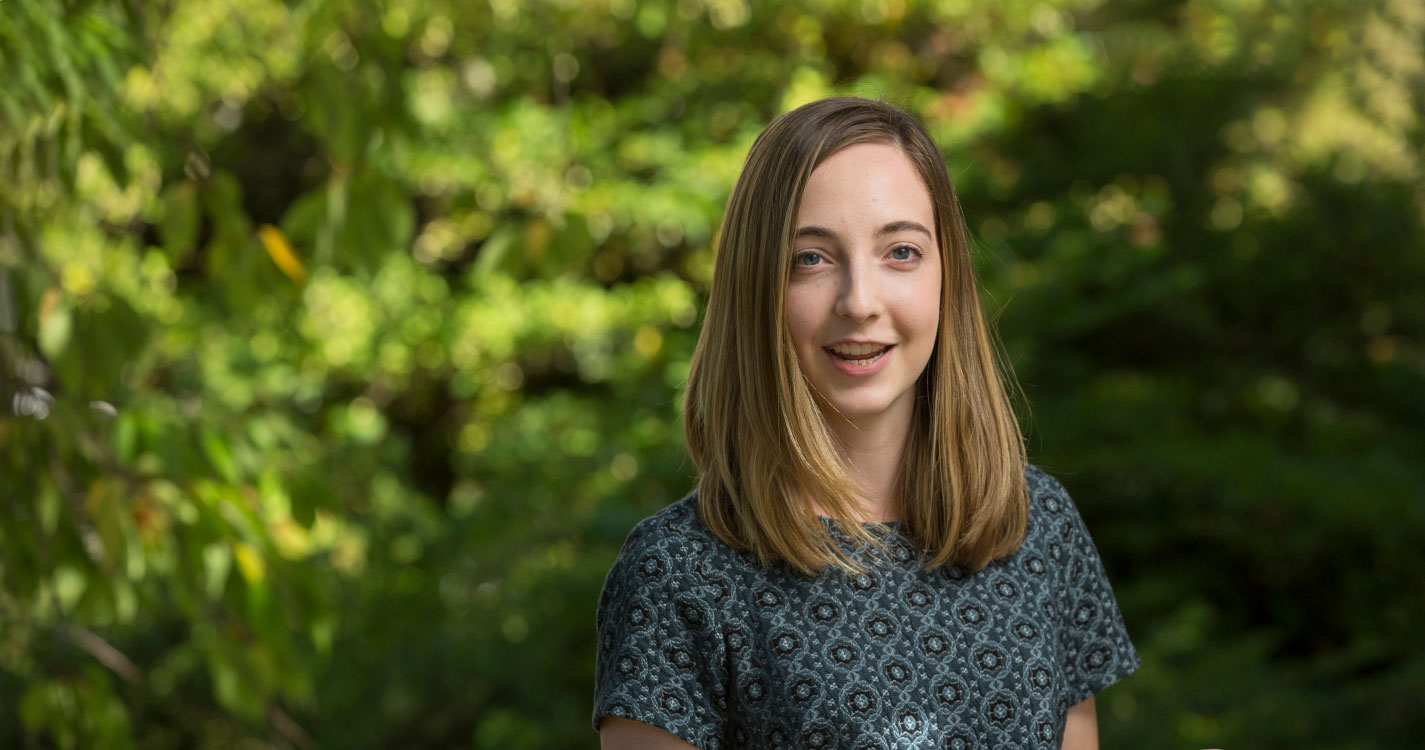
[792,245,923,268]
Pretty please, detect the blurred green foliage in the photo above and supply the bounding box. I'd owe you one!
[2,0,1422,747]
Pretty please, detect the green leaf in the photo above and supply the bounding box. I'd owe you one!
[158,181,201,263]
[202,543,231,601]
[37,299,72,358]
[200,430,238,483]
[18,683,51,732]
[474,224,521,278]
[113,412,137,463]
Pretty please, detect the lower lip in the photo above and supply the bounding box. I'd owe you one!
[823,345,895,376]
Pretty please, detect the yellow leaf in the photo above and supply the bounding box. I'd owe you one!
[633,325,662,358]
[257,224,307,283]
[233,542,266,584]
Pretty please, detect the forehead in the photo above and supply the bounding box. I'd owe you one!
[796,142,935,230]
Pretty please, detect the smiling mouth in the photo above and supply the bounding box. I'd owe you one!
[824,344,893,366]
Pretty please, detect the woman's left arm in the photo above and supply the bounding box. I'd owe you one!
[1062,696,1098,750]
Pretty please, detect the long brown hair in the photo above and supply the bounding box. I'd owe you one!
[683,97,1027,575]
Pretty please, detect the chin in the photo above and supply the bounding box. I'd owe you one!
[818,394,902,423]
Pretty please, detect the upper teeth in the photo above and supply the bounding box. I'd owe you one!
[828,343,885,356]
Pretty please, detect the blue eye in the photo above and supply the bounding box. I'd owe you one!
[890,245,920,261]
[794,252,822,267]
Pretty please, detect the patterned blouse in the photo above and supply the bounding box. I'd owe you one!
[593,465,1138,749]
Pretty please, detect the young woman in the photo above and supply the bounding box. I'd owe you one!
[593,97,1138,749]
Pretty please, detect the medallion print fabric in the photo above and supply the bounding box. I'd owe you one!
[593,465,1138,749]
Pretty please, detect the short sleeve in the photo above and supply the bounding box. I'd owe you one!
[1040,473,1140,706]
[593,517,728,749]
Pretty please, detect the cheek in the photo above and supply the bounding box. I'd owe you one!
[907,276,943,348]
[784,286,826,351]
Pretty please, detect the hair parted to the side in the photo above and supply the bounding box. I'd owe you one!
[683,96,1028,576]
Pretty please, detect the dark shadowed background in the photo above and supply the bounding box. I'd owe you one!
[2,0,1422,747]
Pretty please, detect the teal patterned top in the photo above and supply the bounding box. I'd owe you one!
[593,465,1138,749]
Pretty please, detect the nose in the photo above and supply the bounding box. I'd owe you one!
[833,260,882,321]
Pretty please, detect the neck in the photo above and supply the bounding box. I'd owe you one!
[824,402,914,523]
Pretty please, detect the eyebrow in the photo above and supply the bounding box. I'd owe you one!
[795,220,934,240]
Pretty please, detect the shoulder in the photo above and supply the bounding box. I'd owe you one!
[594,492,737,744]
[614,491,727,572]
[1016,463,1102,573]
[1022,463,1086,528]
[600,491,743,616]
[1019,467,1140,700]
[1024,463,1071,507]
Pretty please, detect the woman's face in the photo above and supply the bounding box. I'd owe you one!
[786,141,942,429]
